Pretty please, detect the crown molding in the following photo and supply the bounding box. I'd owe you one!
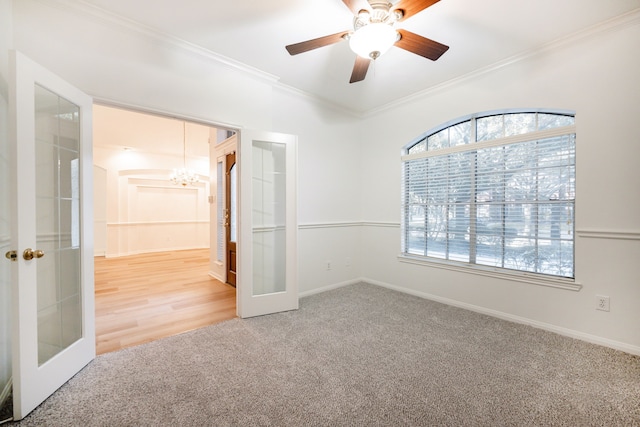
[41,0,361,117]
[39,0,280,85]
[272,83,363,119]
[32,1,640,118]
[364,8,640,118]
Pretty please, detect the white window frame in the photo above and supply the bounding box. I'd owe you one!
[399,110,580,291]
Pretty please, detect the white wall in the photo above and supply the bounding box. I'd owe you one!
[9,0,364,288]
[93,165,107,255]
[11,0,364,294]
[10,0,639,355]
[0,0,12,410]
[12,0,275,131]
[359,17,640,353]
[93,124,211,257]
[93,105,214,256]
[272,88,364,294]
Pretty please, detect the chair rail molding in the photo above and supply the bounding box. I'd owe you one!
[576,229,640,241]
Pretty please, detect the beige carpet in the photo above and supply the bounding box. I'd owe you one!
[12,283,640,426]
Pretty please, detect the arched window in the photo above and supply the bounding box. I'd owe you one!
[401,110,575,279]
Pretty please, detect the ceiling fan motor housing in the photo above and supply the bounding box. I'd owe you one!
[285,0,448,83]
[355,1,400,29]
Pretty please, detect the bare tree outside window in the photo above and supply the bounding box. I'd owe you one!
[402,111,575,278]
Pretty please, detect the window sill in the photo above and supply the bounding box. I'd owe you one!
[397,254,582,291]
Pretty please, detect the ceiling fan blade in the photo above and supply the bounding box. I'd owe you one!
[395,29,449,61]
[350,56,371,83]
[392,0,440,21]
[342,0,371,15]
[286,31,350,56]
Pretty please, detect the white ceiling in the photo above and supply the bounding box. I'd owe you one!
[93,104,214,157]
[79,0,639,114]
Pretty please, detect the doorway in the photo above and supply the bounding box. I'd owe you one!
[5,52,298,421]
[93,249,235,354]
[92,104,237,354]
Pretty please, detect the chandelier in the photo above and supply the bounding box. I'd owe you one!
[170,121,199,187]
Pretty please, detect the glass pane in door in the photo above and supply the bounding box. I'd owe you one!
[34,84,82,365]
[252,141,286,296]
[0,66,11,416]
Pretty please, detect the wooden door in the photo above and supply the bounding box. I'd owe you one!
[225,152,237,286]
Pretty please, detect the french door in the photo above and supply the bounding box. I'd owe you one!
[8,51,95,420]
[237,130,298,318]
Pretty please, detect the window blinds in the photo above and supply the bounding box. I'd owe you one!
[402,129,575,278]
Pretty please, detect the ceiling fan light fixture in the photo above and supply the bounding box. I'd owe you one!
[357,10,371,22]
[349,22,397,60]
[284,0,448,83]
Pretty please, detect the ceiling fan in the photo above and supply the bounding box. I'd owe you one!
[285,0,449,83]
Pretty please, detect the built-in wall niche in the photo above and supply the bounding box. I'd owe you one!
[106,172,209,257]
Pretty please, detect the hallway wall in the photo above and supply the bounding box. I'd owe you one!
[93,106,212,257]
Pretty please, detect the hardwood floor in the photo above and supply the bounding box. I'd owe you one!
[94,249,236,355]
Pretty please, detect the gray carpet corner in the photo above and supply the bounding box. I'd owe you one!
[12,283,640,426]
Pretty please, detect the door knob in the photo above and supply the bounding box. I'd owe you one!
[23,248,45,261]
[5,250,17,262]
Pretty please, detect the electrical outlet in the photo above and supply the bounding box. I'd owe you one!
[326,261,331,271]
[595,295,610,312]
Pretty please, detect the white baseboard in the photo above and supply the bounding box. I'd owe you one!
[104,246,209,258]
[304,277,640,357]
[208,271,224,282]
[364,278,640,357]
[299,279,362,298]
